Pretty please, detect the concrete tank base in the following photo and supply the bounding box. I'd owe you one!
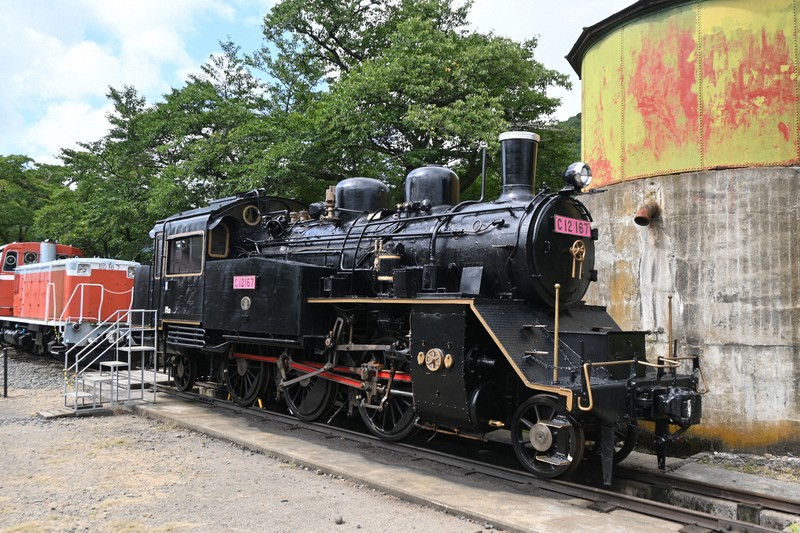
[582,166,800,452]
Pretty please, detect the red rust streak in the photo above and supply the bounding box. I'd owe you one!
[702,28,795,149]
[628,21,699,161]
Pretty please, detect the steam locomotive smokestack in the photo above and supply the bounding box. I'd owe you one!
[499,131,540,200]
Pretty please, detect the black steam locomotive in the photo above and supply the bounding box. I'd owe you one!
[133,132,703,483]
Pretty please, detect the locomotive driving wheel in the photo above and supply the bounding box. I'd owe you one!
[172,354,196,392]
[511,395,585,478]
[357,347,417,441]
[281,357,339,422]
[225,355,269,407]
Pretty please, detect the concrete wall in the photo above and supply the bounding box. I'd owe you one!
[582,167,800,450]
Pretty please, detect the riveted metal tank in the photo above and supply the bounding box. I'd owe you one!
[568,0,800,452]
[568,0,800,188]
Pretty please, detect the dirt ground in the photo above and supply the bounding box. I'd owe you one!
[0,355,495,533]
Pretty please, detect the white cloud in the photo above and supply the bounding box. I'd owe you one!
[20,102,113,164]
[82,0,236,40]
[0,0,251,161]
[0,0,630,161]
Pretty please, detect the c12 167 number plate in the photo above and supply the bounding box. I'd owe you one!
[553,215,591,237]
[233,275,257,289]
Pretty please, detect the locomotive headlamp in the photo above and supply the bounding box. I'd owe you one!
[563,162,592,190]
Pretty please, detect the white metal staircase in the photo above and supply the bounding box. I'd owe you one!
[63,309,161,412]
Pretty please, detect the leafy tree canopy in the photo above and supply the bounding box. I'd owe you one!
[0,155,63,244]
[3,0,582,258]
[255,0,574,197]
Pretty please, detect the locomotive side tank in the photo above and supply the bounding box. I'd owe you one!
[138,131,704,484]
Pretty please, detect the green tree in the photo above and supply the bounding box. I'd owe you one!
[0,155,61,244]
[19,1,583,260]
[148,41,273,207]
[33,86,157,259]
[253,0,573,199]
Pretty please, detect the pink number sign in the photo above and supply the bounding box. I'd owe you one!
[553,215,591,238]
[233,275,256,289]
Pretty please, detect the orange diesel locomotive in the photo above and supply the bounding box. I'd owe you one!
[0,241,137,356]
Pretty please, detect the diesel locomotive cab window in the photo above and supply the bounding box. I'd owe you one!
[2,251,18,271]
[167,235,203,275]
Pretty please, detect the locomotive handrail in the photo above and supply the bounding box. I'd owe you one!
[577,359,637,411]
[656,355,709,395]
[45,282,58,321]
[58,284,134,324]
[637,357,681,369]
[553,284,561,383]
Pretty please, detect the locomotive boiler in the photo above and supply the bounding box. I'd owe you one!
[135,131,704,483]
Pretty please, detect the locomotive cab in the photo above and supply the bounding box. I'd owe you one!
[0,242,84,318]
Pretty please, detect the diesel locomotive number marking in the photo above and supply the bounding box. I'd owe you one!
[554,215,591,238]
[233,275,256,289]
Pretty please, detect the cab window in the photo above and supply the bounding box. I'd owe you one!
[2,251,18,272]
[167,235,203,275]
[208,223,229,258]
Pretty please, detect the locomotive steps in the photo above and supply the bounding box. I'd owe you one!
[61,309,163,413]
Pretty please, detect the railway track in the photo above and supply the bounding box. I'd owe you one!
[611,465,800,524]
[3,348,794,532]
[157,384,800,533]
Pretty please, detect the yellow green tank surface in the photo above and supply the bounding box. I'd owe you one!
[569,0,800,187]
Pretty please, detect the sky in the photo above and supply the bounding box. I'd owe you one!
[0,0,634,164]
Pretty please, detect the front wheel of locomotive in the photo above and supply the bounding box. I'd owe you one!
[510,395,585,478]
[172,353,197,392]
[225,355,269,407]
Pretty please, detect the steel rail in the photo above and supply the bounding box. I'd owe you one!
[613,464,800,517]
[156,385,790,533]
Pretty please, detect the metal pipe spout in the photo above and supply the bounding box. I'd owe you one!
[634,201,661,226]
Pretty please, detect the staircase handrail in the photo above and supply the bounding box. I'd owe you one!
[64,309,131,377]
[62,307,158,410]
